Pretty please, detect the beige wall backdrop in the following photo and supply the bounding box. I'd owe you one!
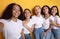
[0,0,60,39]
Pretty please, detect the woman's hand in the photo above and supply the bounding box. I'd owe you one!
[43,32,47,37]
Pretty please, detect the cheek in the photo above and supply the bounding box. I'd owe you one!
[18,12,20,15]
[12,10,16,13]
[52,10,57,13]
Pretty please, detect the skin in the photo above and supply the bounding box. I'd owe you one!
[34,6,41,17]
[51,7,60,28]
[11,5,20,22]
[0,22,4,32]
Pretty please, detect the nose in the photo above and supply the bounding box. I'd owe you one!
[16,10,18,13]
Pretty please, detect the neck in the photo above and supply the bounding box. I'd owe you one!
[36,14,41,17]
[11,17,17,22]
[52,13,56,17]
[45,13,50,18]
[25,18,30,22]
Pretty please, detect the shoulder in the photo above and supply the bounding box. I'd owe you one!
[32,15,36,18]
[18,19,22,22]
[49,15,54,21]
[0,19,8,24]
[56,15,60,19]
[50,15,54,19]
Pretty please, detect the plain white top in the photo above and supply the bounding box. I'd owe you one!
[43,15,54,29]
[53,15,60,29]
[31,15,44,28]
[22,19,34,34]
[0,19,23,39]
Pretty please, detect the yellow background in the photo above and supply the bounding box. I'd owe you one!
[0,0,60,39]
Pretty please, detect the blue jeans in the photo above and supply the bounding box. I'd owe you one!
[51,29,60,39]
[19,34,32,39]
[24,34,32,39]
[20,37,22,39]
[34,27,44,39]
[43,29,51,39]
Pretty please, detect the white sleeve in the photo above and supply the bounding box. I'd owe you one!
[50,16,54,21]
[3,26,8,39]
[0,19,3,23]
[0,19,6,24]
[31,16,36,24]
[56,17,60,25]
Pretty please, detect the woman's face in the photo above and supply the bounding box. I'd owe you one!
[34,6,41,15]
[24,10,31,19]
[43,7,49,14]
[51,7,57,15]
[12,5,20,18]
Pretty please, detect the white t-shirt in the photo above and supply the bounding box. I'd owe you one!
[22,19,34,34]
[0,19,23,39]
[43,15,54,29]
[53,15,60,29]
[0,19,7,32]
[31,15,44,28]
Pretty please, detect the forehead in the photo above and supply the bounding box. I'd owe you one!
[52,7,57,9]
[44,7,48,9]
[13,5,20,9]
[34,6,40,9]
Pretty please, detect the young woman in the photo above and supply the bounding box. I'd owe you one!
[51,6,60,39]
[32,5,44,39]
[22,9,35,39]
[41,5,55,39]
[0,3,24,39]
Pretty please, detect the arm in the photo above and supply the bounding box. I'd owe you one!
[22,21,33,32]
[23,25,32,32]
[46,20,54,33]
[21,29,25,39]
[0,22,4,32]
[55,23,60,28]
[31,24,35,32]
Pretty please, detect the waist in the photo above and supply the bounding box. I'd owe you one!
[35,25,42,28]
[24,31,30,34]
[53,26,60,29]
[43,26,49,29]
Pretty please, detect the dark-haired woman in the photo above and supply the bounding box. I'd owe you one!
[22,9,35,39]
[51,6,60,39]
[0,3,24,39]
[41,5,55,39]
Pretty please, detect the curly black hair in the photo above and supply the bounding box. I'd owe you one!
[0,3,23,20]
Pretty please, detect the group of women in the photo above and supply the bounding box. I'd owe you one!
[0,3,60,39]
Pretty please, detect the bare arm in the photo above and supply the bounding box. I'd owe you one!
[55,23,60,28]
[21,29,25,39]
[46,20,54,33]
[23,25,33,32]
[31,24,35,32]
[0,22,4,32]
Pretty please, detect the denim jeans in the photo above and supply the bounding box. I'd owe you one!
[42,29,51,39]
[19,34,32,39]
[34,27,44,39]
[24,34,32,39]
[51,29,60,39]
